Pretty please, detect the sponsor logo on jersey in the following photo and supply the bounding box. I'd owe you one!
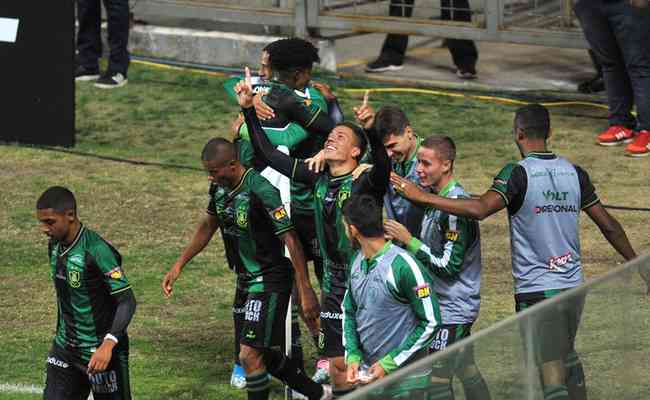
[445,230,459,241]
[104,267,123,280]
[320,311,343,320]
[530,169,575,179]
[47,356,69,369]
[542,190,569,201]
[414,284,431,299]
[68,270,81,288]
[89,370,118,394]
[534,204,578,214]
[271,206,288,221]
[548,252,572,272]
[245,299,262,322]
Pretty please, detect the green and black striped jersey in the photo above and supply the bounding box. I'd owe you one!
[207,168,295,293]
[48,225,131,360]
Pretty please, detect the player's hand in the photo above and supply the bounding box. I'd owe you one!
[367,362,386,382]
[298,286,321,333]
[352,91,375,130]
[231,113,245,140]
[87,339,115,375]
[253,93,275,120]
[390,172,427,203]
[305,150,326,172]
[346,362,360,385]
[234,67,255,108]
[352,163,372,181]
[162,265,182,298]
[384,220,412,245]
[312,81,336,102]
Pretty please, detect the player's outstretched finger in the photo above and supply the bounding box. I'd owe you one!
[363,90,369,107]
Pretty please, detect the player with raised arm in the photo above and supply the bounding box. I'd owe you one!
[235,68,390,398]
[37,186,137,400]
[384,136,491,400]
[162,138,329,400]
[391,104,640,400]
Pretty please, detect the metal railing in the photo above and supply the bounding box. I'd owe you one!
[132,0,588,49]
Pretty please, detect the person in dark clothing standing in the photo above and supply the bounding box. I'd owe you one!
[365,0,479,79]
[573,0,650,157]
[75,0,130,88]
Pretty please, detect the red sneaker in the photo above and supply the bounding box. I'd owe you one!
[625,131,650,157]
[597,125,634,146]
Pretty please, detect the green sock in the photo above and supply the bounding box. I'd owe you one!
[565,352,587,400]
[246,372,270,400]
[544,384,569,400]
[428,382,454,400]
[461,373,491,400]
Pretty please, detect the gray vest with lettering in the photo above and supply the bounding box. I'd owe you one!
[510,156,583,294]
[420,184,481,324]
[348,245,419,366]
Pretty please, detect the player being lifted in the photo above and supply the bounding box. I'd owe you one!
[162,138,329,400]
[391,104,640,400]
[384,136,491,400]
[224,38,343,388]
[235,67,390,398]
[37,186,137,400]
[342,194,441,399]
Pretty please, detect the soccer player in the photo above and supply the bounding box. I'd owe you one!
[36,186,136,400]
[384,136,491,400]
[374,105,425,235]
[390,104,639,400]
[341,194,440,398]
[224,39,344,386]
[162,138,329,400]
[235,68,390,398]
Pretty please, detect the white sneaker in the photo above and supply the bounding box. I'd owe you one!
[291,390,309,400]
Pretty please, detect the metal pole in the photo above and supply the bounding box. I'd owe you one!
[295,0,308,38]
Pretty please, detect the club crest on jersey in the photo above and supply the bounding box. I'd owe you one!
[68,270,81,288]
[271,206,288,221]
[236,207,248,228]
[105,267,123,280]
[337,189,351,208]
[414,284,431,299]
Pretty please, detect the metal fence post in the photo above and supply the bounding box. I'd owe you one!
[294,0,308,38]
[484,0,501,41]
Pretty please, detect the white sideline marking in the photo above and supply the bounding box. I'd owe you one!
[0,17,19,43]
[0,383,94,399]
[0,383,43,394]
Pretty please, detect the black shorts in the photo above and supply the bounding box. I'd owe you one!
[239,291,290,349]
[429,323,475,378]
[515,290,584,364]
[319,290,345,358]
[292,210,321,264]
[44,340,131,400]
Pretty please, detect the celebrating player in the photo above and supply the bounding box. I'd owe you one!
[342,194,440,398]
[235,67,390,398]
[391,104,639,400]
[384,136,491,400]
[37,186,137,400]
[162,138,328,400]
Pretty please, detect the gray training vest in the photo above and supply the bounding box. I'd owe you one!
[348,245,419,366]
[510,156,583,294]
[420,183,481,324]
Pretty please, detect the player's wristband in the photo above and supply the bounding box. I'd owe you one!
[104,333,119,344]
